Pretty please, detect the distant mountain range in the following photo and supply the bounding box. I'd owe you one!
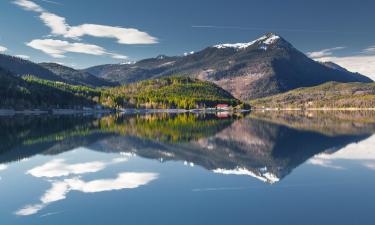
[84,33,373,100]
[0,54,116,87]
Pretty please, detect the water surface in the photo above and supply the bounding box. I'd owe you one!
[0,111,374,225]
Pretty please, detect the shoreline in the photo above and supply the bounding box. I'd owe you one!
[0,108,250,116]
[2,107,374,116]
[252,108,375,111]
[0,109,114,116]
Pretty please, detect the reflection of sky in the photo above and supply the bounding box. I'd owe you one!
[0,133,374,222]
[308,134,375,170]
[14,147,159,216]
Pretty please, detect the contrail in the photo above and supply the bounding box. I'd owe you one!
[37,0,63,5]
[191,25,367,34]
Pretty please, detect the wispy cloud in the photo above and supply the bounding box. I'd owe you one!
[0,45,8,52]
[308,135,375,170]
[14,0,158,44]
[15,156,157,216]
[306,47,346,58]
[0,165,7,171]
[14,0,43,12]
[317,55,375,80]
[15,54,30,59]
[363,46,375,54]
[26,39,127,59]
[307,46,375,80]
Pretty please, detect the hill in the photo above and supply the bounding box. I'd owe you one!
[84,33,372,101]
[0,67,100,109]
[250,82,375,109]
[104,76,243,109]
[39,63,119,87]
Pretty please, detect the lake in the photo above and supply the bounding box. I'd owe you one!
[0,111,374,225]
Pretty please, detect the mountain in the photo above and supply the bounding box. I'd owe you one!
[39,63,119,87]
[250,81,375,109]
[0,54,64,82]
[84,33,372,101]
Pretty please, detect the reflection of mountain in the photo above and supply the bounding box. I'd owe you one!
[92,117,372,183]
[0,112,374,183]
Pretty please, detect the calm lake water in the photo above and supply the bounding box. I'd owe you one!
[0,111,374,225]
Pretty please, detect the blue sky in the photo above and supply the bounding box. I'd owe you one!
[0,0,374,77]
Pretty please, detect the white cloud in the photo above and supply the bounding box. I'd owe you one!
[27,159,107,178]
[26,39,127,59]
[27,157,128,178]
[14,0,157,44]
[308,134,375,170]
[66,24,158,45]
[307,47,345,58]
[363,46,375,53]
[40,12,69,36]
[0,165,8,171]
[308,158,344,170]
[317,55,375,81]
[307,46,375,80]
[15,54,30,59]
[0,46,8,52]
[16,172,158,216]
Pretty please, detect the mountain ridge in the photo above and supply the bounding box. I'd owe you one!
[39,62,119,87]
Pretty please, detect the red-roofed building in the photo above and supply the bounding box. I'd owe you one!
[216,104,229,110]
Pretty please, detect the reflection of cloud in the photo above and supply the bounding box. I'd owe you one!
[27,157,128,178]
[308,158,344,170]
[16,172,158,216]
[364,163,375,170]
[0,165,7,171]
[309,135,375,169]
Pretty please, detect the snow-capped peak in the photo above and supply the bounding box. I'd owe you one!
[213,33,280,50]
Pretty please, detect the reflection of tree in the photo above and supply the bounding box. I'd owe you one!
[99,113,236,142]
[0,113,236,163]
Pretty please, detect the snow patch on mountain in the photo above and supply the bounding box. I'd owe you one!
[214,34,280,50]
